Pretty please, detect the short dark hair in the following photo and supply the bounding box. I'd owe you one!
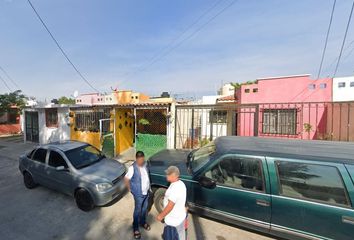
[136,151,145,158]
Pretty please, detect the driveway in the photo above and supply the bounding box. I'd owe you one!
[0,136,274,240]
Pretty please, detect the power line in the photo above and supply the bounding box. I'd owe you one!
[323,39,354,74]
[0,65,21,90]
[122,0,225,79]
[333,0,354,77]
[124,0,238,79]
[27,0,100,93]
[0,74,12,92]
[317,0,336,79]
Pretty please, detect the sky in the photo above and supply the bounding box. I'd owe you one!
[0,0,354,100]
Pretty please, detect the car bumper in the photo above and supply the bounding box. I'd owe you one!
[92,180,126,206]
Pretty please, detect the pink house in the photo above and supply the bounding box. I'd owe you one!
[235,74,333,140]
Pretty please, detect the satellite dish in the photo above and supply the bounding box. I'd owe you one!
[73,90,79,98]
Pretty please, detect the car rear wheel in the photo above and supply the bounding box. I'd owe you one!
[23,172,37,189]
[75,188,95,212]
[153,188,166,213]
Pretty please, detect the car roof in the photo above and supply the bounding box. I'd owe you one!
[215,136,354,164]
[39,141,89,152]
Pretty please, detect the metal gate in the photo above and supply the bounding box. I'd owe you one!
[174,104,258,149]
[25,111,39,142]
[135,107,168,158]
[99,118,115,158]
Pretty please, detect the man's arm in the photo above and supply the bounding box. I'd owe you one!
[124,177,131,192]
[156,200,175,222]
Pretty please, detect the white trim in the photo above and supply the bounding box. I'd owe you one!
[257,74,311,81]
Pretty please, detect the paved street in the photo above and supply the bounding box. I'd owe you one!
[0,136,274,240]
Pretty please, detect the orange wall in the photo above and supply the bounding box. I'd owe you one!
[0,124,21,135]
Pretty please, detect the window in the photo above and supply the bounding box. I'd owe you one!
[253,88,258,93]
[45,108,58,127]
[74,109,110,132]
[205,156,264,192]
[0,109,19,124]
[27,149,36,159]
[48,151,68,168]
[308,84,316,90]
[245,89,250,93]
[338,82,346,88]
[262,109,297,135]
[32,148,47,163]
[192,141,216,172]
[350,82,354,87]
[319,83,327,89]
[209,110,227,124]
[276,161,350,207]
[65,145,103,169]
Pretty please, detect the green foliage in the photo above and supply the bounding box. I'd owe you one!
[230,80,257,90]
[304,123,313,133]
[138,118,150,125]
[58,96,75,104]
[200,137,210,147]
[0,90,26,115]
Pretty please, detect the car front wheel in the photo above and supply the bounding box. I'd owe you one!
[75,188,95,212]
[23,172,37,189]
[153,188,166,213]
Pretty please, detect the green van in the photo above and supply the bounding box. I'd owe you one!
[149,136,354,240]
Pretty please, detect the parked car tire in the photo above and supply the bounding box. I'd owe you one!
[23,171,37,189]
[75,188,95,212]
[153,188,166,213]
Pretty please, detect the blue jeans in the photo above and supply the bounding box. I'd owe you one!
[132,194,148,232]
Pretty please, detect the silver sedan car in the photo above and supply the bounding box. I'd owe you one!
[19,141,126,211]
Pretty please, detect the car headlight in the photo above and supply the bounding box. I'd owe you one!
[95,182,112,192]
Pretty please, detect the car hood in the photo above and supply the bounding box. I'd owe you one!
[148,149,191,176]
[78,158,126,183]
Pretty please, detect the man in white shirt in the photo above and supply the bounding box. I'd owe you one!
[125,151,151,239]
[156,166,187,240]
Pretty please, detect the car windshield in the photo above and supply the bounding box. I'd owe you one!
[191,141,216,172]
[65,145,104,169]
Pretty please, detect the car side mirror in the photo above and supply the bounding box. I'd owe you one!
[56,166,68,171]
[198,176,216,189]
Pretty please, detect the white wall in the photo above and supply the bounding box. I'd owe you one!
[333,76,354,102]
[38,107,71,144]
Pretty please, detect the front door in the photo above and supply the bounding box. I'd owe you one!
[30,148,48,185]
[46,150,73,195]
[191,154,271,232]
[268,157,354,240]
[25,111,39,143]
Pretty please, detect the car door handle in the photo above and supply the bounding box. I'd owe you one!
[256,199,270,207]
[342,216,354,225]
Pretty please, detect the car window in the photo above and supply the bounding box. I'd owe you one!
[192,141,216,172]
[27,149,36,159]
[48,151,68,168]
[32,148,47,163]
[65,145,104,169]
[276,161,350,207]
[204,156,265,192]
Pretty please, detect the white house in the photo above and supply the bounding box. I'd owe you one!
[24,104,71,144]
[333,76,354,102]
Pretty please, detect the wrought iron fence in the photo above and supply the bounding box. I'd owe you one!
[174,101,354,149]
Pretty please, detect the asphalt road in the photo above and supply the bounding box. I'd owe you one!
[0,136,274,240]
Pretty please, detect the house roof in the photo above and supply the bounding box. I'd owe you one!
[216,95,237,102]
[256,74,311,81]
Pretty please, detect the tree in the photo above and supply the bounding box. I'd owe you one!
[58,96,75,104]
[0,90,26,115]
